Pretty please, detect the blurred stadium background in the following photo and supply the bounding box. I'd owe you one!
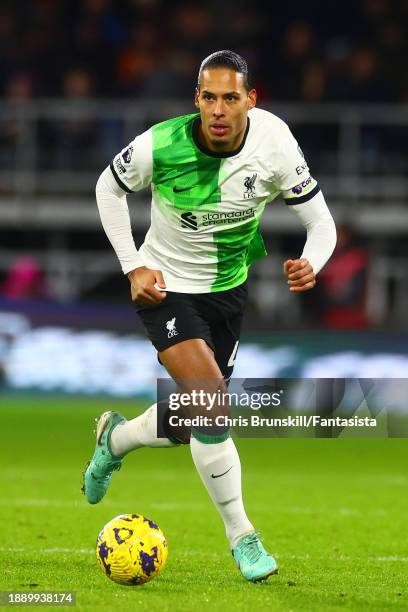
[1,0,408,397]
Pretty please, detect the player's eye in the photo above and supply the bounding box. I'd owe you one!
[202,94,214,100]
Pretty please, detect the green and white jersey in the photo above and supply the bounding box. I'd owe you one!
[109,107,319,293]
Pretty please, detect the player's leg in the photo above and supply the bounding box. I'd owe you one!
[108,400,182,456]
[159,339,278,582]
[82,294,207,504]
[82,399,180,504]
[107,296,214,455]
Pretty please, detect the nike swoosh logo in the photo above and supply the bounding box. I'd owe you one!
[173,185,193,193]
[211,466,233,479]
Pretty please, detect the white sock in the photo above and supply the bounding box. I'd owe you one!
[110,403,176,456]
[190,436,254,548]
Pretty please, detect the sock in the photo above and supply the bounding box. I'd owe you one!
[190,434,254,549]
[110,403,177,456]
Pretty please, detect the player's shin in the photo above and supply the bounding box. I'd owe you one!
[110,402,178,456]
[190,430,254,548]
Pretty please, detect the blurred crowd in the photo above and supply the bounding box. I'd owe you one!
[1,0,407,103]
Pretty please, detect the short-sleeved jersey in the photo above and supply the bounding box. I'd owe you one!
[110,107,319,293]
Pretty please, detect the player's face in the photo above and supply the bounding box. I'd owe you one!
[195,68,257,153]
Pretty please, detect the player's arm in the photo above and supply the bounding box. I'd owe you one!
[95,131,166,305]
[283,189,336,292]
[273,123,336,292]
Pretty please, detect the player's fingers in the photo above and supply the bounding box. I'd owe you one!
[143,284,167,302]
[289,279,317,292]
[285,259,306,275]
[130,284,139,302]
[283,259,295,275]
[287,264,313,280]
[154,269,166,289]
[133,289,161,305]
[130,281,164,304]
[289,273,315,287]
[288,278,314,288]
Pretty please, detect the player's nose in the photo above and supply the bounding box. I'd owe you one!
[213,99,225,116]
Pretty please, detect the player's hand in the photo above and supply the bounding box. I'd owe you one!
[283,258,316,292]
[128,266,167,305]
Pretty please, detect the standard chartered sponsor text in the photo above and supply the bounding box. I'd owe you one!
[202,208,255,226]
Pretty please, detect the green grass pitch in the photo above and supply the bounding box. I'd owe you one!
[0,393,407,611]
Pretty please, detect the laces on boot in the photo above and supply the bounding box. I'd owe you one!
[240,534,264,564]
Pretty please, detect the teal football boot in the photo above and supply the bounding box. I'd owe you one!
[232,533,279,582]
[82,411,125,504]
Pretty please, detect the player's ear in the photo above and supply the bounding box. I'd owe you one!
[247,88,257,110]
[194,87,200,108]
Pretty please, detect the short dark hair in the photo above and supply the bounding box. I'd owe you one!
[198,50,251,91]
